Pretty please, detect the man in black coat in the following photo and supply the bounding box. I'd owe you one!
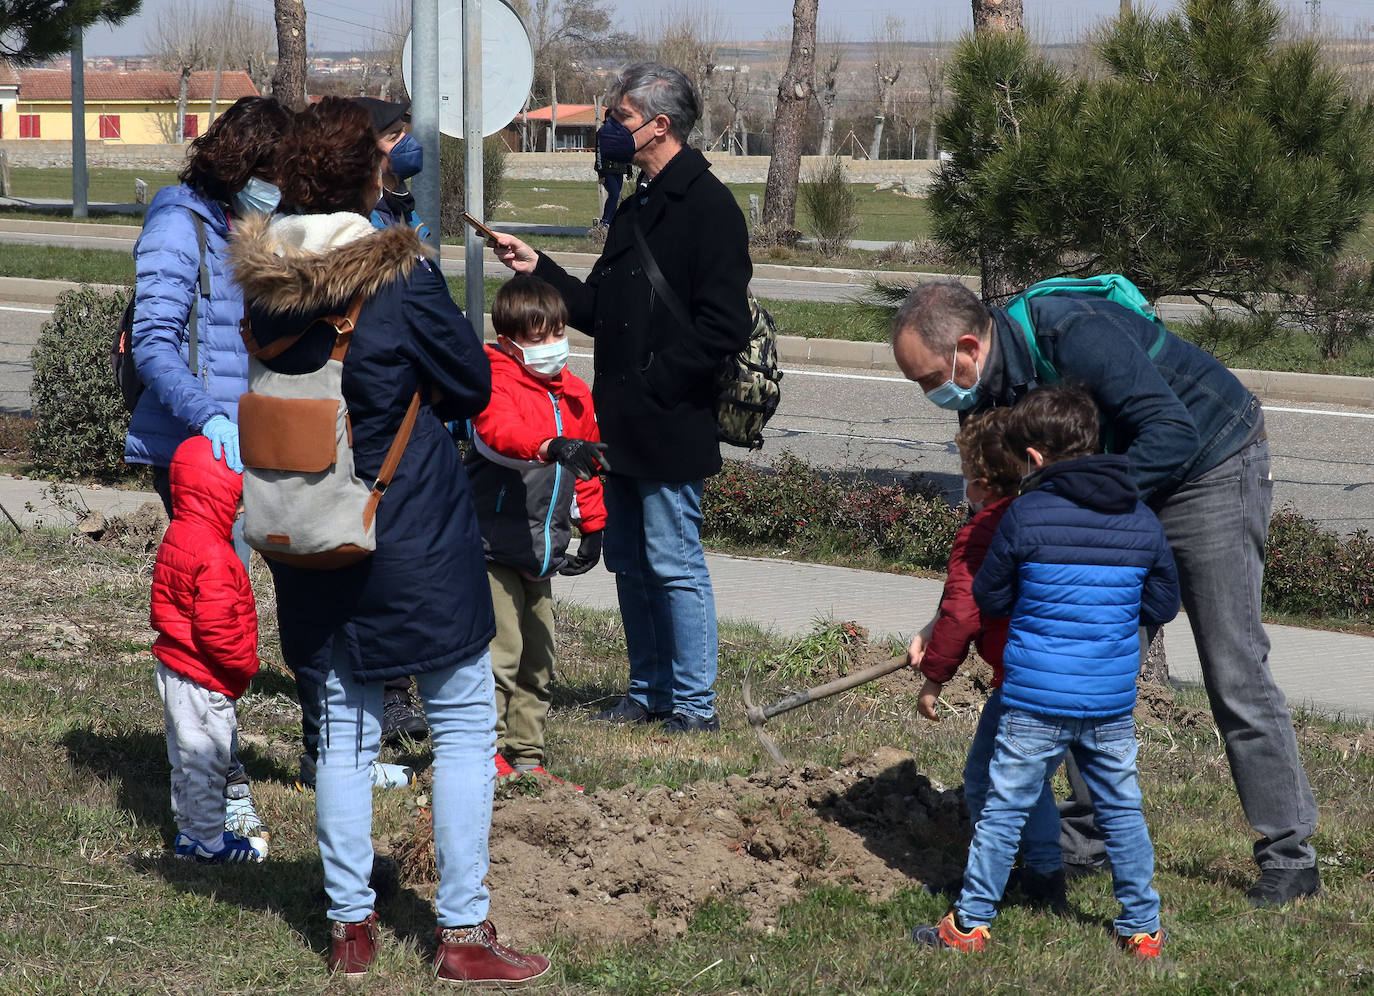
[493,62,751,733]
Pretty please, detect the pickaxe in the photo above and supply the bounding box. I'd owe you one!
[742,656,911,766]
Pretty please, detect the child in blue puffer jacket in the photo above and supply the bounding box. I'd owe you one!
[912,385,1180,961]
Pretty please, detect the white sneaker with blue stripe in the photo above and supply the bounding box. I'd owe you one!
[174,830,266,864]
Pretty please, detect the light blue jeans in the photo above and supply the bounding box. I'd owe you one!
[959,708,1160,937]
[602,475,718,719]
[962,689,1062,874]
[314,637,496,926]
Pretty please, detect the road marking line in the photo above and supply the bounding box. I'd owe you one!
[1265,405,1374,420]
[0,305,54,315]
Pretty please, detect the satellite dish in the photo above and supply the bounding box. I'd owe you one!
[402,0,535,138]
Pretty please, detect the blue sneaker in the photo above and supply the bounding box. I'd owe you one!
[174,830,266,864]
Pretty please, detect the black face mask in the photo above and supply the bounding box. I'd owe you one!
[596,114,652,163]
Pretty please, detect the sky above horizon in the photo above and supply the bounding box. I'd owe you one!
[78,0,1373,58]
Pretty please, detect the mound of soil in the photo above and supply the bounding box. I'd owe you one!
[388,748,967,944]
[80,501,168,552]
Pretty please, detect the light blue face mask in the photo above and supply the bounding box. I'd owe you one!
[925,348,982,411]
[232,175,281,216]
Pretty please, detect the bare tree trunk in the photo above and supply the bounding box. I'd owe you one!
[176,66,190,142]
[547,70,558,152]
[971,0,1024,34]
[760,0,817,234]
[926,115,937,158]
[819,109,835,157]
[271,0,308,111]
[1120,0,1132,17]
[700,65,714,150]
[869,113,885,160]
[519,95,530,153]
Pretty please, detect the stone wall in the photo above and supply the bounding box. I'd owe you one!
[505,151,939,190]
[0,140,187,170]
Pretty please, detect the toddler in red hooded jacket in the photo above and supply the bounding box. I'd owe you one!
[151,436,265,863]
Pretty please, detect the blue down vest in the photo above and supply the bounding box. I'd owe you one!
[972,455,1180,718]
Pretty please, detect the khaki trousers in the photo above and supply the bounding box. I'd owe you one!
[487,562,555,766]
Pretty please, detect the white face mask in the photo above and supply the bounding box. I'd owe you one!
[510,337,569,378]
[963,479,984,514]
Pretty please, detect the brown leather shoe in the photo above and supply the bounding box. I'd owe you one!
[434,920,551,986]
[328,912,379,977]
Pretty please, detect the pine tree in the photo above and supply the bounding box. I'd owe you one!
[0,0,141,66]
[929,0,1374,312]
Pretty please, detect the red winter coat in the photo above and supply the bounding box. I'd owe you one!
[150,436,259,698]
[920,497,1012,687]
[465,345,606,577]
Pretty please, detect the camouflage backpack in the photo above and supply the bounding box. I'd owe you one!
[714,294,783,450]
[631,220,784,450]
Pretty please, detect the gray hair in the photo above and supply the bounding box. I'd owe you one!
[607,63,700,144]
[890,280,990,353]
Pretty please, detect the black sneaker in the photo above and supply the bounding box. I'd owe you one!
[1063,857,1111,880]
[663,712,720,734]
[381,693,429,746]
[1245,866,1321,908]
[591,697,665,725]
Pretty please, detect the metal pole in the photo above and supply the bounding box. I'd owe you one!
[410,0,441,255]
[463,0,484,335]
[71,30,88,219]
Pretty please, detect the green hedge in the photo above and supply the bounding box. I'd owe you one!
[703,452,1374,627]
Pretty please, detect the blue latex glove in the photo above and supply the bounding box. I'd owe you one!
[201,415,243,474]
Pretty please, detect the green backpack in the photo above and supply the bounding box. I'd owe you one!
[715,294,783,451]
[1003,274,1167,384]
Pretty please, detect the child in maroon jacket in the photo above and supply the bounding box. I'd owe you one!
[906,409,1062,904]
[151,436,265,864]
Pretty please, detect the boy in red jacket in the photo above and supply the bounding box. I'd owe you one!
[151,436,265,863]
[465,275,611,782]
[907,409,1061,905]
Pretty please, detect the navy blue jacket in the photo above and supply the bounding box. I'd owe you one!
[976,294,1263,501]
[973,455,1180,718]
[228,213,494,684]
[125,184,248,467]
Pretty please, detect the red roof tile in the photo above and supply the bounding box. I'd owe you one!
[522,104,598,124]
[18,69,260,102]
[0,62,18,87]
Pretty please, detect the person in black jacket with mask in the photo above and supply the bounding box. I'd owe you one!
[490,63,752,734]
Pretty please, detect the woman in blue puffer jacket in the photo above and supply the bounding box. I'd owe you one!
[124,95,291,520]
[123,95,290,847]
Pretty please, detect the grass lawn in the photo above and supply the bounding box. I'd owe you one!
[494,178,934,246]
[8,166,182,204]
[1,527,1372,993]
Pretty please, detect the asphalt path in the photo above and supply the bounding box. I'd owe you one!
[4,300,1370,533]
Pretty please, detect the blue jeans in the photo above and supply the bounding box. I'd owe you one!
[600,173,623,225]
[959,709,1160,937]
[314,636,496,925]
[602,475,718,719]
[1061,434,1318,870]
[962,689,1061,874]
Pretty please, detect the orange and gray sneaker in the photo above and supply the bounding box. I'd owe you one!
[1117,928,1166,959]
[910,911,991,952]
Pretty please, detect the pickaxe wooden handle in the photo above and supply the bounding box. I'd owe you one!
[742,656,911,766]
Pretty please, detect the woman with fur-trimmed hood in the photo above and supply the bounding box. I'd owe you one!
[228,97,550,985]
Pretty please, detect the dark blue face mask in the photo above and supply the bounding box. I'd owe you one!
[388,132,423,180]
[596,115,649,163]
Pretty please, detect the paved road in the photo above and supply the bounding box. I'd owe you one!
[4,299,1371,533]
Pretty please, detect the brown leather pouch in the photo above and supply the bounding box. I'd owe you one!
[238,393,338,473]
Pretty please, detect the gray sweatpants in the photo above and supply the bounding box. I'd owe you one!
[156,662,239,847]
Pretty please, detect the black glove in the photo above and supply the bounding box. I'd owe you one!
[544,437,612,481]
[559,530,603,576]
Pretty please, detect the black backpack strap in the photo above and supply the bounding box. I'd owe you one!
[188,213,208,374]
[631,218,694,335]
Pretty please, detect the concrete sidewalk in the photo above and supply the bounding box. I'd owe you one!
[4,474,1370,722]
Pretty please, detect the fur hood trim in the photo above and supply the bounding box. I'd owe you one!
[229,211,436,316]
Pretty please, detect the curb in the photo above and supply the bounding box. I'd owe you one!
[4,275,1371,409]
